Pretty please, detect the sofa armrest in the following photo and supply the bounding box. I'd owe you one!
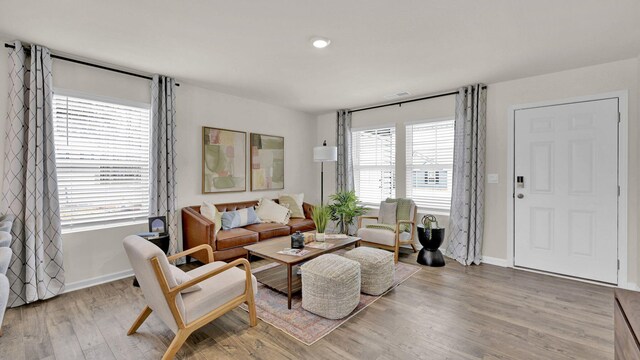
[181,207,216,252]
[302,202,314,219]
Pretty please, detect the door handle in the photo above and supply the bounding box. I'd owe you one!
[517,194,524,199]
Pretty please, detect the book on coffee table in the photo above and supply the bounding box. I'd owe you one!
[305,241,335,250]
[324,234,348,240]
[277,248,311,256]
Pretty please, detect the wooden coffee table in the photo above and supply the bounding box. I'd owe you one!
[244,234,361,309]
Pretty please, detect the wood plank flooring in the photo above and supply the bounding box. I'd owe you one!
[0,249,615,359]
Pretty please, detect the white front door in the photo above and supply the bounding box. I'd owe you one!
[514,98,619,284]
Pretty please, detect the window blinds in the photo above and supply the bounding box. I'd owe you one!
[406,119,454,210]
[52,94,151,230]
[352,127,396,205]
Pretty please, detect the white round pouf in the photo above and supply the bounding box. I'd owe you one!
[301,254,361,319]
[344,247,395,295]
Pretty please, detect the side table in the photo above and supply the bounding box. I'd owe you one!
[133,234,170,287]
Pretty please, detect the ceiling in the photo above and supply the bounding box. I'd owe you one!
[1,0,639,114]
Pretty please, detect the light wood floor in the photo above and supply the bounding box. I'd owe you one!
[0,249,614,360]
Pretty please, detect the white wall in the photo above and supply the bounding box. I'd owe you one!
[317,57,640,283]
[0,52,317,287]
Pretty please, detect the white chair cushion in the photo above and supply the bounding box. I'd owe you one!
[0,247,11,275]
[357,227,411,247]
[0,232,11,248]
[182,261,257,324]
[169,265,202,293]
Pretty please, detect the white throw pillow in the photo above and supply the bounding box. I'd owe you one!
[255,197,292,224]
[169,264,202,293]
[200,201,222,235]
[279,193,305,218]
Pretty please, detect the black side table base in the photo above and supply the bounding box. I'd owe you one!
[417,248,445,267]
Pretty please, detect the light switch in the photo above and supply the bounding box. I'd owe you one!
[487,174,499,184]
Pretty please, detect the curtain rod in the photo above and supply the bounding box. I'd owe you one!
[4,43,180,86]
[349,85,487,114]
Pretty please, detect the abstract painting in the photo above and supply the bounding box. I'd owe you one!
[250,133,284,191]
[202,127,246,193]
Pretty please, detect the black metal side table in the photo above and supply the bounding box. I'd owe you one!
[417,225,446,267]
[133,234,170,287]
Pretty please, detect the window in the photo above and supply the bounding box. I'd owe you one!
[52,92,151,231]
[406,119,454,210]
[352,126,396,205]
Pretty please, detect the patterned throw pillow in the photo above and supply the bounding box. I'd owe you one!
[200,201,222,235]
[255,197,292,224]
[220,208,262,230]
[278,193,305,218]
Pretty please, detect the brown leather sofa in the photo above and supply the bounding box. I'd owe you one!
[182,199,316,263]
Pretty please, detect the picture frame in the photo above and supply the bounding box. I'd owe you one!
[148,216,167,235]
[250,133,285,191]
[202,127,247,193]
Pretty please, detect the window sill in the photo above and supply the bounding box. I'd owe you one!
[62,219,148,235]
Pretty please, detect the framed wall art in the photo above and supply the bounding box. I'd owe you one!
[202,127,247,193]
[250,133,284,191]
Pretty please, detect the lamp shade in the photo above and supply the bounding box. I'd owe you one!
[313,145,337,162]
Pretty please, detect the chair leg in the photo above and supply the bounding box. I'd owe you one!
[127,306,152,335]
[247,295,257,327]
[162,329,190,360]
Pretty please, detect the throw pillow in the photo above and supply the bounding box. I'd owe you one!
[378,201,397,225]
[278,193,305,218]
[255,197,292,224]
[221,208,262,230]
[168,264,202,293]
[200,201,222,236]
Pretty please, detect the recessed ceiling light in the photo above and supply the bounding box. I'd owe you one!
[311,37,331,49]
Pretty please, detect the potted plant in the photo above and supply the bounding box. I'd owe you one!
[311,205,331,241]
[327,191,367,235]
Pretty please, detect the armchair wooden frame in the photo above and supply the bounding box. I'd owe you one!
[127,244,257,360]
[357,206,419,263]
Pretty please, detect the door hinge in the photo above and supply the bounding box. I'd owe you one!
[618,259,620,270]
[618,112,621,123]
[618,186,621,196]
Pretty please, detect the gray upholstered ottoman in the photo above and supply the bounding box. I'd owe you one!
[344,247,395,295]
[301,254,361,319]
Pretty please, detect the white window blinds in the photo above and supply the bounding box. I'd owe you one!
[406,119,454,210]
[52,93,151,231]
[352,127,396,205]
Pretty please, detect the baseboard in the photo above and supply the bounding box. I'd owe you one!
[481,256,509,267]
[624,282,640,292]
[64,268,134,294]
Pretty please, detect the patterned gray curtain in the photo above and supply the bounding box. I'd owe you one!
[445,84,486,265]
[150,75,178,255]
[336,109,354,192]
[3,41,65,306]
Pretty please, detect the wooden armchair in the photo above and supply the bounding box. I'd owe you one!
[123,236,257,360]
[356,200,418,263]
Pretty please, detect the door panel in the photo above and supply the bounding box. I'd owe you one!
[514,98,618,284]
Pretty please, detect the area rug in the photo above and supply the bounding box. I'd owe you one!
[240,257,421,345]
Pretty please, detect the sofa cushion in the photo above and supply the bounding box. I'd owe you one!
[216,228,259,250]
[287,218,316,234]
[244,223,291,241]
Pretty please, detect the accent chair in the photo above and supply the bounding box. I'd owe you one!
[356,198,418,263]
[123,235,257,360]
